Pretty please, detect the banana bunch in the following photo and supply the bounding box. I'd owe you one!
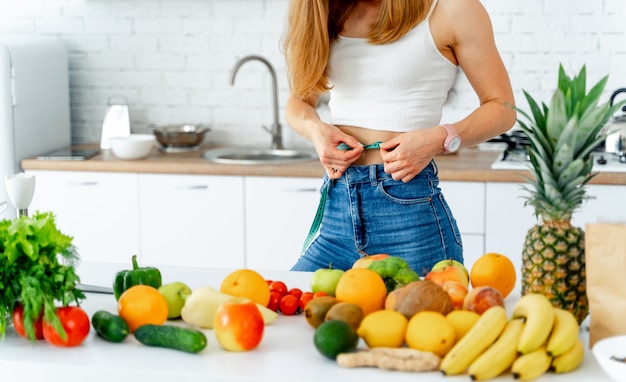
[439,293,585,380]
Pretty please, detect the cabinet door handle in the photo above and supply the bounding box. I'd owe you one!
[282,187,318,193]
[175,185,209,190]
[68,181,98,187]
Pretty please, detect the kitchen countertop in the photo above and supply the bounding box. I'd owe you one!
[20,144,626,185]
[0,262,613,382]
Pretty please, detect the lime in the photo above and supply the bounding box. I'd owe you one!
[313,320,359,360]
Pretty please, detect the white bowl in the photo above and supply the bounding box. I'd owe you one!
[593,335,626,382]
[109,134,155,160]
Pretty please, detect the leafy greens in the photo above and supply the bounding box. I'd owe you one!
[0,212,84,341]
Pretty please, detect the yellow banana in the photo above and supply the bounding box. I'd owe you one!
[467,318,525,381]
[550,338,585,373]
[511,346,551,381]
[546,308,579,357]
[440,306,508,376]
[511,293,555,354]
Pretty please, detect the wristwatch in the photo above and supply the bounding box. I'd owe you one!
[441,124,461,154]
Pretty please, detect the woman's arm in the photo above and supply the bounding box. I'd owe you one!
[285,93,363,177]
[380,0,515,182]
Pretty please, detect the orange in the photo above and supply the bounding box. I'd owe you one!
[117,285,169,332]
[220,269,271,307]
[334,268,387,316]
[470,253,517,298]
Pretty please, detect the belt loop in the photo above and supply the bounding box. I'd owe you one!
[431,160,439,175]
[369,164,378,186]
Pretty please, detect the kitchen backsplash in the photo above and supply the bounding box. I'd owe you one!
[0,0,625,148]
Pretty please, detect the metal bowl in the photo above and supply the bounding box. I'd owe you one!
[151,124,210,148]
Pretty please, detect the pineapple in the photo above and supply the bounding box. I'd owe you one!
[516,65,624,324]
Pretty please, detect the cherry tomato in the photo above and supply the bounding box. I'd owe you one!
[266,279,273,286]
[279,294,299,316]
[288,288,303,300]
[266,291,282,312]
[12,304,44,340]
[42,306,91,347]
[313,291,328,298]
[299,292,314,311]
[269,281,288,297]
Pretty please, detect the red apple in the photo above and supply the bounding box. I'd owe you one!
[425,265,469,289]
[213,298,264,351]
[463,286,505,315]
[441,281,469,310]
[431,259,469,280]
[352,254,390,269]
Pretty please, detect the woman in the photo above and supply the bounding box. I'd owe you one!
[282,0,516,274]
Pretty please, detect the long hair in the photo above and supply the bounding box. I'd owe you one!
[282,0,433,99]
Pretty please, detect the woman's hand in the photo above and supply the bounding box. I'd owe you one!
[380,127,446,182]
[309,121,364,179]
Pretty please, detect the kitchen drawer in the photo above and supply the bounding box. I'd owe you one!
[138,173,245,269]
[27,170,140,263]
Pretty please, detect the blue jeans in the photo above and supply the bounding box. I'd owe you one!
[291,161,463,276]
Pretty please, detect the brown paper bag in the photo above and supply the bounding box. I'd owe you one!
[586,223,626,348]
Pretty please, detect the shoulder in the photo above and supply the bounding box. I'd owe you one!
[431,0,494,43]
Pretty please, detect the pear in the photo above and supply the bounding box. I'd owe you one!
[158,281,192,319]
[180,285,278,329]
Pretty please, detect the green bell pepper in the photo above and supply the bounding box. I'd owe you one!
[113,255,162,300]
[367,256,420,293]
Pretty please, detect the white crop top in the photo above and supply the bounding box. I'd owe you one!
[328,0,458,132]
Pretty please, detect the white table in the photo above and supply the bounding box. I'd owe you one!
[0,262,613,382]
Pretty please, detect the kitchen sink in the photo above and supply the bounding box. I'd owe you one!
[202,147,318,165]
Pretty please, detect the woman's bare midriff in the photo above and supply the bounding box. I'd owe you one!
[337,125,403,165]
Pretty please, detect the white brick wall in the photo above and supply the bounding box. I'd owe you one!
[1,0,625,147]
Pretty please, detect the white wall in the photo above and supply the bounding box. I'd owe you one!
[0,0,624,148]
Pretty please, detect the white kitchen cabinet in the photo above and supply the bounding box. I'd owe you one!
[439,181,486,269]
[138,173,245,269]
[484,182,626,282]
[26,170,140,263]
[244,176,321,271]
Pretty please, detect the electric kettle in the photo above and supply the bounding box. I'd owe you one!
[100,96,131,149]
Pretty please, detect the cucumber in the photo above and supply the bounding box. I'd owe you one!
[91,310,130,343]
[134,324,207,353]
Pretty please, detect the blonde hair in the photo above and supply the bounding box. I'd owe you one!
[282,0,433,99]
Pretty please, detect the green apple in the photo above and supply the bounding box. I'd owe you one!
[310,267,344,297]
[431,259,469,279]
[158,281,192,319]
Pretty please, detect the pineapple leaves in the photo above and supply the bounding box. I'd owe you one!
[515,64,616,223]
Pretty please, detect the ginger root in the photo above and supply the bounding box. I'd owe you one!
[336,347,441,372]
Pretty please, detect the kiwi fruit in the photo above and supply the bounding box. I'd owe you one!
[324,302,364,330]
[304,296,339,328]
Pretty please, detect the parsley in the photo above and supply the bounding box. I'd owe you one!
[0,212,85,341]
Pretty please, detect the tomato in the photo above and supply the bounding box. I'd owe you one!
[266,291,282,312]
[266,279,273,286]
[42,306,91,347]
[313,291,328,298]
[269,281,288,297]
[12,304,44,340]
[299,292,314,311]
[279,294,299,316]
[288,288,303,300]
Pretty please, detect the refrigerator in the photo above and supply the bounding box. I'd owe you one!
[0,35,71,219]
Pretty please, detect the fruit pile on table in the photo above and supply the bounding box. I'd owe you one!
[2,213,588,381]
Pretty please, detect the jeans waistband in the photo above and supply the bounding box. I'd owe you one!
[331,161,438,187]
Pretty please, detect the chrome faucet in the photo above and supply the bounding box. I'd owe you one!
[230,55,283,150]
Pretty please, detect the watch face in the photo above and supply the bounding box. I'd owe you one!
[448,136,461,152]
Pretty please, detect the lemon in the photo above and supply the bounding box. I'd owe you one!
[446,309,480,340]
[406,311,456,357]
[356,310,408,348]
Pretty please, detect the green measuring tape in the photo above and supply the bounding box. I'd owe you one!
[301,141,382,252]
